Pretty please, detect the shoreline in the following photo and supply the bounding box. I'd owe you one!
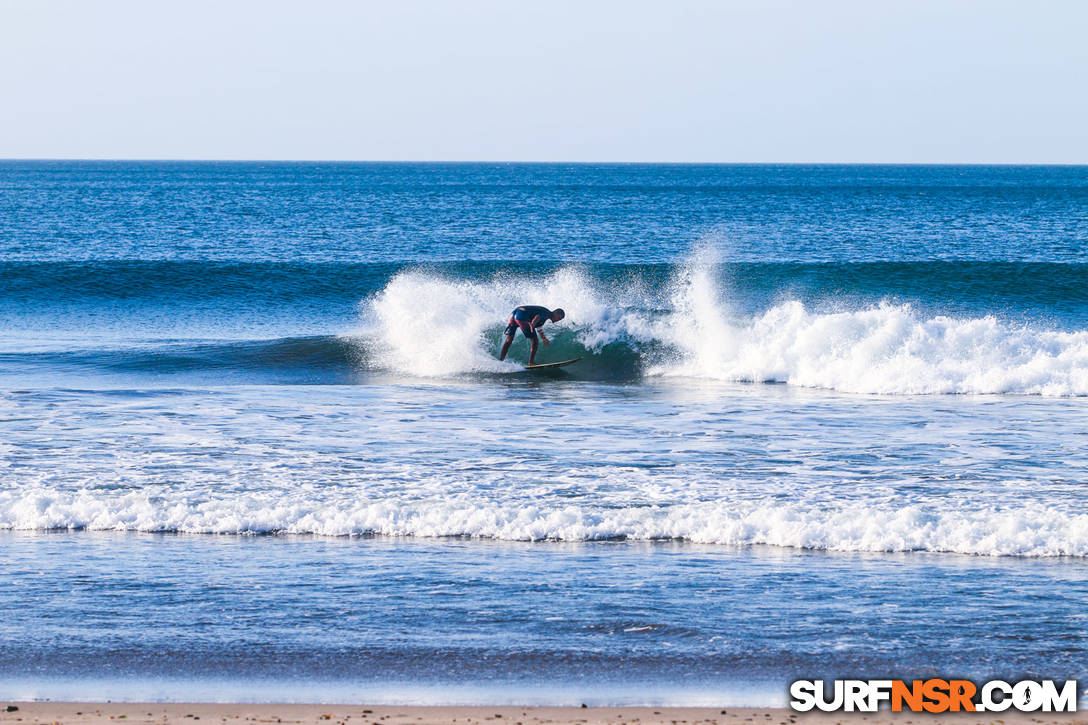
[2,703,1086,725]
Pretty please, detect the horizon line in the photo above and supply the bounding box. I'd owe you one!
[2,158,1087,167]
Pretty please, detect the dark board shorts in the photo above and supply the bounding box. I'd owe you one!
[504,313,537,341]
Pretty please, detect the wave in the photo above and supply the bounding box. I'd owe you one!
[8,258,1088,394]
[0,337,364,385]
[350,260,1088,395]
[651,301,1088,396]
[3,487,1087,557]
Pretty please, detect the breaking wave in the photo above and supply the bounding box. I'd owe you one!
[8,256,1088,394]
[352,259,1088,395]
[4,486,1087,557]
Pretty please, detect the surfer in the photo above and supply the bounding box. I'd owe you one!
[499,305,565,366]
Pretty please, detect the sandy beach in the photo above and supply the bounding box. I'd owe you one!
[1,704,1085,725]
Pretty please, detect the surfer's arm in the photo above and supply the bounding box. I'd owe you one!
[531,315,550,345]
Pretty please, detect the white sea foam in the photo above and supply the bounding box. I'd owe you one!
[653,263,1088,395]
[3,361,1085,557]
[353,259,1088,395]
[358,267,622,376]
[3,487,1087,557]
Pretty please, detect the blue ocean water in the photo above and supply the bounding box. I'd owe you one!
[2,162,1088,704]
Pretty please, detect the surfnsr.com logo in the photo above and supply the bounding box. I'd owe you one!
[790,679,1078,713]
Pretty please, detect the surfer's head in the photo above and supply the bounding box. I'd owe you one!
[552,308,565,322]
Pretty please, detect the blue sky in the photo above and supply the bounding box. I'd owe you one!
[1,0,1085,162]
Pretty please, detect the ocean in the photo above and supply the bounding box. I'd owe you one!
[1,161,1087,705]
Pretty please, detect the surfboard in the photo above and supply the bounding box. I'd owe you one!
[525,357,581,371]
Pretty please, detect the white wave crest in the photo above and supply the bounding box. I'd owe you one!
[3,487,1087,557]
[357,267,617,376]
[351,260,1088,395]
[656,299,1088,395]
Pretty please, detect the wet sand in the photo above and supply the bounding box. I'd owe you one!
[0,703,1085,725]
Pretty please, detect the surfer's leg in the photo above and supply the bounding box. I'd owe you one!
[520,322,539,365]
[499,317,519,360]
